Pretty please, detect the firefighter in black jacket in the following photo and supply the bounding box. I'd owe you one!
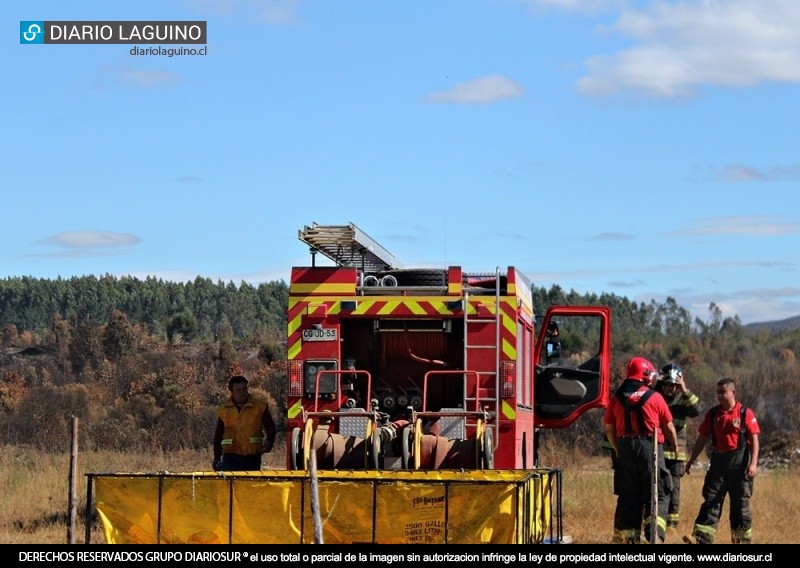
[654,363,701,529]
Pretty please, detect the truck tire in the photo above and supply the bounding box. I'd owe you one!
[482,427,495,469]
[401,426,412,469]
[290,427,302,470]
[370,427,381,470]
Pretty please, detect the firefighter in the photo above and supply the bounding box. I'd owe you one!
[213,374,276,471]
[654,363,701,529]
[603,356,678,544]
[683,378,760,544]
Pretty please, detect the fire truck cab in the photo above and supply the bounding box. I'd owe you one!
[286,222,611,471]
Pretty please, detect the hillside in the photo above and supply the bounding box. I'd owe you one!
[2,275,800,471]
[745,314,800,333]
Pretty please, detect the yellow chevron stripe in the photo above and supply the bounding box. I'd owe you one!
[291,283,354,294]
[290,296,533,319]
[501,400,516,420]
[377,301,399,315]
[288,399,303,419]
[290,296,480,315]
[502,337,516,360]
[288,338,301,360]
[352,301,370,315]
[407,301,428,315]
[502,311,515,334]
[288,314,302,335]
[306,303,327,316]
[347,299,456,315]
[466,302,496,316]
[500,311,517,359]
[432,301,452,315]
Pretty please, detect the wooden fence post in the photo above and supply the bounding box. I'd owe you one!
[67,416,78,544]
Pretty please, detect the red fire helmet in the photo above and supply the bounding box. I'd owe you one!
[626,356,658,386]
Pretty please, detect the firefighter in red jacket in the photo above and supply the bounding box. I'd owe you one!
[683,377,760,544]
[213,375,276,471]
[604,356,678,544]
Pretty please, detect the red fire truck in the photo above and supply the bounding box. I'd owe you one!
[84,221,614,544]
[286,222,611,472]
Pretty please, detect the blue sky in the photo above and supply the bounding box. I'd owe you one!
[6,0,800,326]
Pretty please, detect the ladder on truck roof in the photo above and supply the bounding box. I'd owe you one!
[298,222,403,272]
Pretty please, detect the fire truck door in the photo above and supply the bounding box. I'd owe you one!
[533,306,611,429]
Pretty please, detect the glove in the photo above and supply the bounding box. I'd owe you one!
[213,457,223,471]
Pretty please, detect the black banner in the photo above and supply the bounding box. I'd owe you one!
[6,543,785,566]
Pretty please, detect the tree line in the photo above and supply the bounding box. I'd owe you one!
[0,275,797,461]
[0,274,288,342]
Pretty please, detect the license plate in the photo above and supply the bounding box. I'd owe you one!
[302,328,338,342]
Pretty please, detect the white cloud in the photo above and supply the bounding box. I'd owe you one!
[527,258,796,284]
[574,0,800,98]
[716,165,769,182]
[40,231,141,249]
[714,164,800,182]
[93,66,184,91]
[653,286,800,325]
[120,69,184,89]
[426,75,524,104]
[678,216,800,237]
[592,232,636,241]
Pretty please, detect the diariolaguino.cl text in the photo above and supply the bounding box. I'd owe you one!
[130,46,206,57]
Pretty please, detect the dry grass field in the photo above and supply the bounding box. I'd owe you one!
[2,442,798,545]
[549,449,800,545]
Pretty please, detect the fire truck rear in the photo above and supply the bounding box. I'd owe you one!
[286,222,611,472]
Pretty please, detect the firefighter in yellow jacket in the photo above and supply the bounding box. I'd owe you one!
[213,375,276,471]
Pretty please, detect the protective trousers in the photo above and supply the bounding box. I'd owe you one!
[691,449,753,544]
[220,453,262,471]
[665,459,685,527]
[613,437,671,543]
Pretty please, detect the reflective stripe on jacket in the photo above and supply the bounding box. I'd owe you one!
[658,389,700,461]
[217,396,268,456]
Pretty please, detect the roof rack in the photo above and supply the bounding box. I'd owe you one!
[298,222,403,272]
